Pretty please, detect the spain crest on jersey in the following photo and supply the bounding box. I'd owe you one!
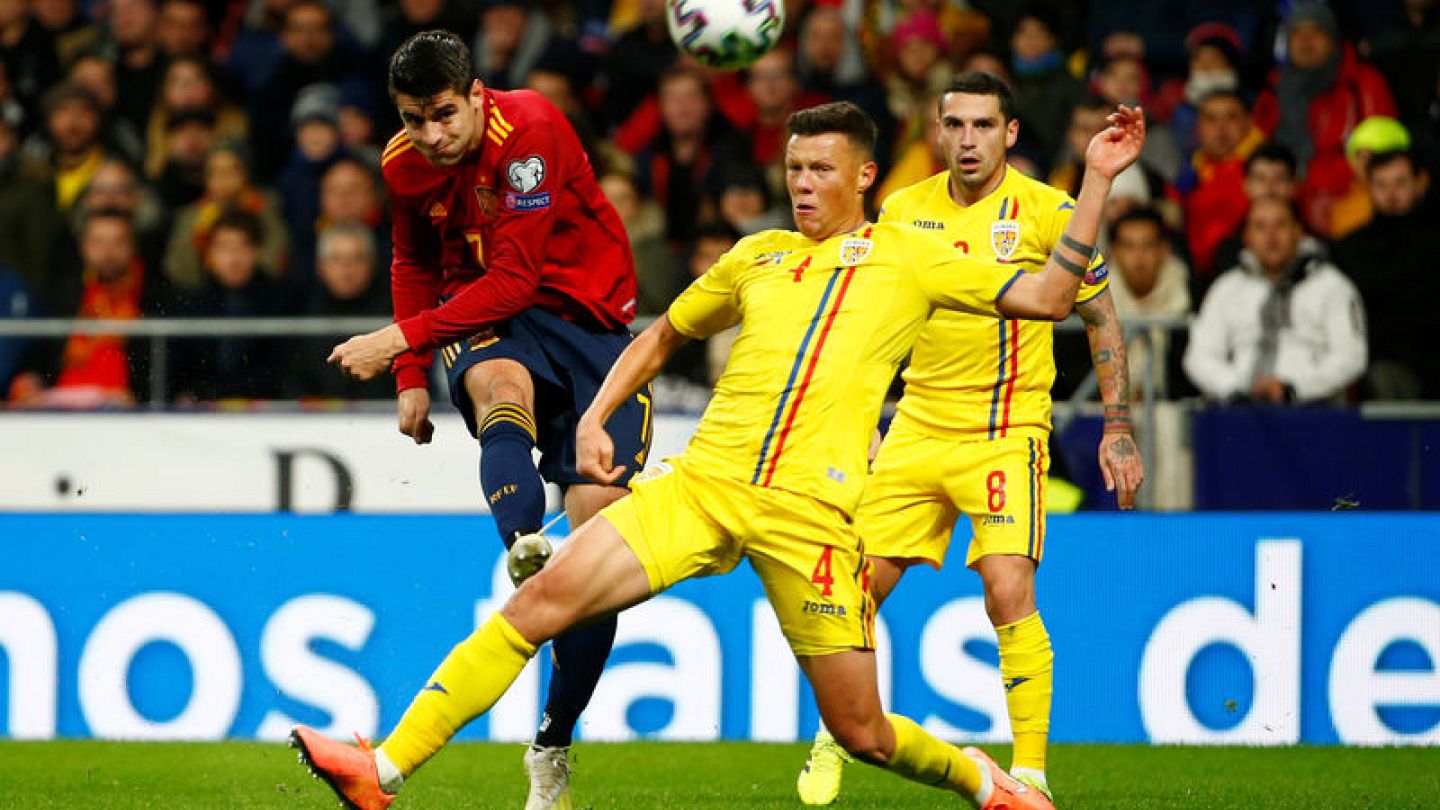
[839,237,873,265]
[991,221,1020,260]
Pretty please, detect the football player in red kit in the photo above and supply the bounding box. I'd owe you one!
[325,30,651,810]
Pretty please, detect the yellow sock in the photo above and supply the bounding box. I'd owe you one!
[996,611,1052,772]
[378,614,537,776]
[884,713,983,797]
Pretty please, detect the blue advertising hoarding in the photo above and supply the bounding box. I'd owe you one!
[1,513,1436,744]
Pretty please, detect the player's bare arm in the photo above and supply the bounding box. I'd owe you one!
[997,105,1145,320]
[577,314,689,485]
[1076,290,1145,509]
[329,323,412,380]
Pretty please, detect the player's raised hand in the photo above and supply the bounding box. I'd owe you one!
[1084,104,1146,180]
[577,416,626,485]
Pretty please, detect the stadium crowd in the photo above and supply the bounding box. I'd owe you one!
[0,0,1436,408]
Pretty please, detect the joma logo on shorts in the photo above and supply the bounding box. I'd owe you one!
[981,514,1016,525]
[802,601,847,617]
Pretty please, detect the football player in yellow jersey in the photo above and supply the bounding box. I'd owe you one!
[797,72,1146,806]
[289,100,1144,810]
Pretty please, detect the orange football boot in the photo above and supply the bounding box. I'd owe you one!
[290,725,395,810]
[962,746,1056,810]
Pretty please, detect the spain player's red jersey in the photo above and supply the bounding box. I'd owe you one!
[382,88,638,391]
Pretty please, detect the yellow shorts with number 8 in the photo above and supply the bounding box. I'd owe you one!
[858,423,1050,569]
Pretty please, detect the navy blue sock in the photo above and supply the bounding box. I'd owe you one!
[478,403,545,547]
[534,615,618,748]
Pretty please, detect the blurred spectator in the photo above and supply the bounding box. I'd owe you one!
[378,0,476,59]
[247,0,370,179]
[10,208,147,408]
[1184,197,1367,405]
[1363,0,1440,138]
[1178,89,1265,286]
[32,81,109,214]
[164,142,288,293]
[285,221,390,399]
[796,6,894,163]
[635,65,747,244]
[153,105,214,210]
[0,113,55,296]
[0,0,61,125]
[291,155,385,284]
[1254,1,1397,238]
[1332,149,1439,399]
[734,47,828,170]
[525,61,601,169]
[1092,54,1183,183]
[155,0,209,60]
[473,0,551,91]
[33,0,101,67]
[885,10,951,166]
[713,162,787,236]
[693,221,739,387]
[143,56,247,180]
[1164,23,1246,155]
[1082,0,1269,78]
[223,0,289,95]
[109,0,163,134]
[1209,141,1299,282]
[598,169,673,317]
[1047,94,1153,244]
[169,206,289,400]
[66,50,144,166]
[276,82,348,289]
[603,0,677,128]
[335,77,384,166]
[68,157,165,281]
[1008,6,1085,176]
[1106,207,1192,399]
[874,90,942,205]
[1329,115,1413,238]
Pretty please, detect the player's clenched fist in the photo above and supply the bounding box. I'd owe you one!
[576,416,625,485]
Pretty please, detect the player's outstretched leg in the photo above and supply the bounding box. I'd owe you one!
[288,516,652,806]
[795,557,909,805]
[801,650,1054,810]
[523,616,617,810]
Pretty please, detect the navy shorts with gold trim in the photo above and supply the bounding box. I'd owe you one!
[440,306,652,488]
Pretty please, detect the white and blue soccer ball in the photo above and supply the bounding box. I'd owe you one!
[667,0,786,71]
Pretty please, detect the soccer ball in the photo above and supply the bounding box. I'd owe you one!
[667,0,786,71]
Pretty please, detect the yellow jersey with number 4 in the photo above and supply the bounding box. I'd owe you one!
[879,168,1109,439]
[666,222,1024,515]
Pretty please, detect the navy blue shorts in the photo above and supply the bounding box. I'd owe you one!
[440,307,652,488]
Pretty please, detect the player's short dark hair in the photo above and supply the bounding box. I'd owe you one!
[786,101,877,158]
[941,71,1016,121]
[1366,149,1420,177]
[211,206,264,246]
[1245,141,1298,178]
[388,30,473,101]
[1109,206,1166,243]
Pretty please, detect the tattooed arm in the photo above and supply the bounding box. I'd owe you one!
[1075,289,1145,509]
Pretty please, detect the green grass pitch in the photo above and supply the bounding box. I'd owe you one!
[1,740,1437,808]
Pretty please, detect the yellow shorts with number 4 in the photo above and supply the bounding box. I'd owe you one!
[600,457,876,657]
[858,423,1050,569]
